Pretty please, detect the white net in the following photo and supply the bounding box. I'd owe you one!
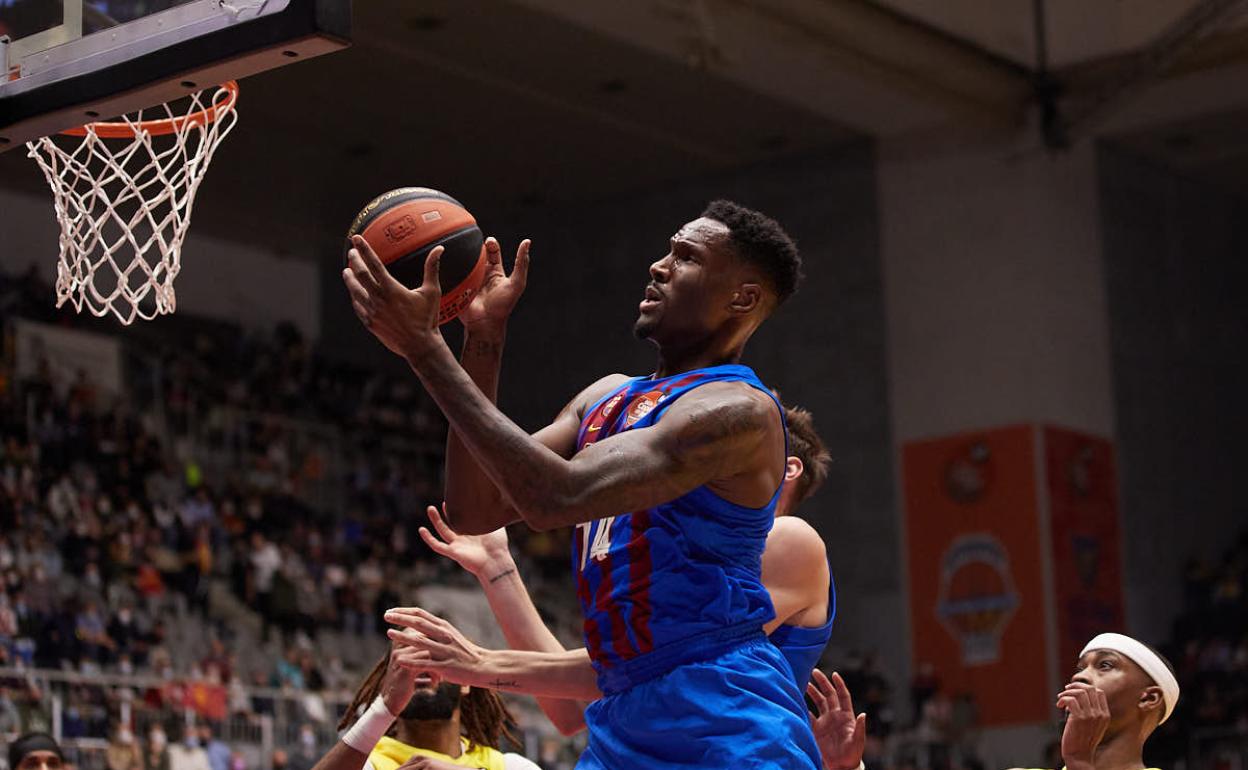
[25,82,239,324]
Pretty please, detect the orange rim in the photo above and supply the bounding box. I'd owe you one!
[62,81,239,139]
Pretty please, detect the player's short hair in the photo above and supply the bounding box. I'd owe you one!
[784,405,831,505]
[701,200,802,304]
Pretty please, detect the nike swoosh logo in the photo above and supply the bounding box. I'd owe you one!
[587,425,600,432]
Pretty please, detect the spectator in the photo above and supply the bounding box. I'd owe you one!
[145,724,171,770]
[199,725,231,770]
[0,686,22,733]
[106,724,144,770]
[167,724,212,770]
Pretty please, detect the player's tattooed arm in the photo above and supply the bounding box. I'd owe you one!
[517,384,778,529]
[345,234,774,530]
[442,237,524,532]
[413,341,777,531]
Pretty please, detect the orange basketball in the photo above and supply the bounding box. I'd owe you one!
[345,187,488,325]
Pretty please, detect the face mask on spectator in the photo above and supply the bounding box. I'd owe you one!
[117,729,133,745]
[149,729,166,750]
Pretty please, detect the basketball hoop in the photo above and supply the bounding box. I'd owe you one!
[25,81,239,325]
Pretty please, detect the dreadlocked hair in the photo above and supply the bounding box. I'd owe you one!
[338,655,388,732]
[338,655,520,751]
[460,687,519,750]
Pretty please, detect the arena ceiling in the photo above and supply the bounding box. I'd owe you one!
[2,0,1247,257]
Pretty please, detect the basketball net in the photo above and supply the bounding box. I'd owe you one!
[25,82,239,324]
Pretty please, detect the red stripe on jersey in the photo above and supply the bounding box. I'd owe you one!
[663,373,704,394]
[574,528,606,664]
[594,550,638,663]
[580,387,630,449]
[626,508,655,655]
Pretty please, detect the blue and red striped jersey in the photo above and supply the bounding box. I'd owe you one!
[571,363,786,693]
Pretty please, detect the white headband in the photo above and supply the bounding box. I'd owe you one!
[1081,633,1180,725]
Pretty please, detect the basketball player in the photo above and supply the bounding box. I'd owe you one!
[806,632,1180,770]
[388,402,834,734]
[343,201,820,767]
[8,732,65,770]
[1043,633,1179,770]
[310,643,541,770]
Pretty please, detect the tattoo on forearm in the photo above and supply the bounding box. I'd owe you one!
[488,568,517,584]
[466,338,503,359]
[489,679,520,690]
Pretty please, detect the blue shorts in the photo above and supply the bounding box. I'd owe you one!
[575,637,821,770]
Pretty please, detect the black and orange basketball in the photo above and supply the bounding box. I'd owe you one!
[345,187,488,325]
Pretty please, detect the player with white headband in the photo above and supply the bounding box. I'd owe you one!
[807,632,1180,770]
[1054,632,1179,770]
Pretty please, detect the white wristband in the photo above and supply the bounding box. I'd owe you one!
[342,696,395,754]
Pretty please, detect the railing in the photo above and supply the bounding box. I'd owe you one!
[0,666,350,770]
[0,666,582,770]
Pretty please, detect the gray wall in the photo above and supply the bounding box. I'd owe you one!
[1098,143,1248,642]
[322,141,903,669]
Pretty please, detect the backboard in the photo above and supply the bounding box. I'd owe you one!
[0,0,350,149]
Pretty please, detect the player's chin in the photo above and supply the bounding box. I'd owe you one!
[633,314,659,340]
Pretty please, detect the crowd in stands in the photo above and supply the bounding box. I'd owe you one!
[2,264,1244,770]
[0,266,582,767]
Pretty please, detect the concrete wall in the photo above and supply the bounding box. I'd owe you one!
[875,137,1115,764]
[878,139,1115,443]
[1098,143,1248,643]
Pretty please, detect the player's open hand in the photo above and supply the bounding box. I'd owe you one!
[419,504,512,579]
[343,234,443,361]
[1057,681,1110,769]
[384,607,486,686]
[456,237,530,334]
[807,670,866,770]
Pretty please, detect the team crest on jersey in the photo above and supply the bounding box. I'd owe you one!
[601,393,625,417]
[625,391,666,426]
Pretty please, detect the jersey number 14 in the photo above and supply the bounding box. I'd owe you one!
[577,517,616,571]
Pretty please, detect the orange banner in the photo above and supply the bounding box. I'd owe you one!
[1044,426,1125,673]
[903,425,1050,725]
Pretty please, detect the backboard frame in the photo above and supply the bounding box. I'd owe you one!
[2,1,84,68]
[0,0,350,150]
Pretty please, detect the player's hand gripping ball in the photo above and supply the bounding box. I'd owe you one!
[345,187,487,325]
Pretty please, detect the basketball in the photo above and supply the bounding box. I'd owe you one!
[345,187,488,325]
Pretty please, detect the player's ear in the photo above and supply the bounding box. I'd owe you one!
[1138,685,1163,718]
[729,282,763,315]
[785,456,804,482]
